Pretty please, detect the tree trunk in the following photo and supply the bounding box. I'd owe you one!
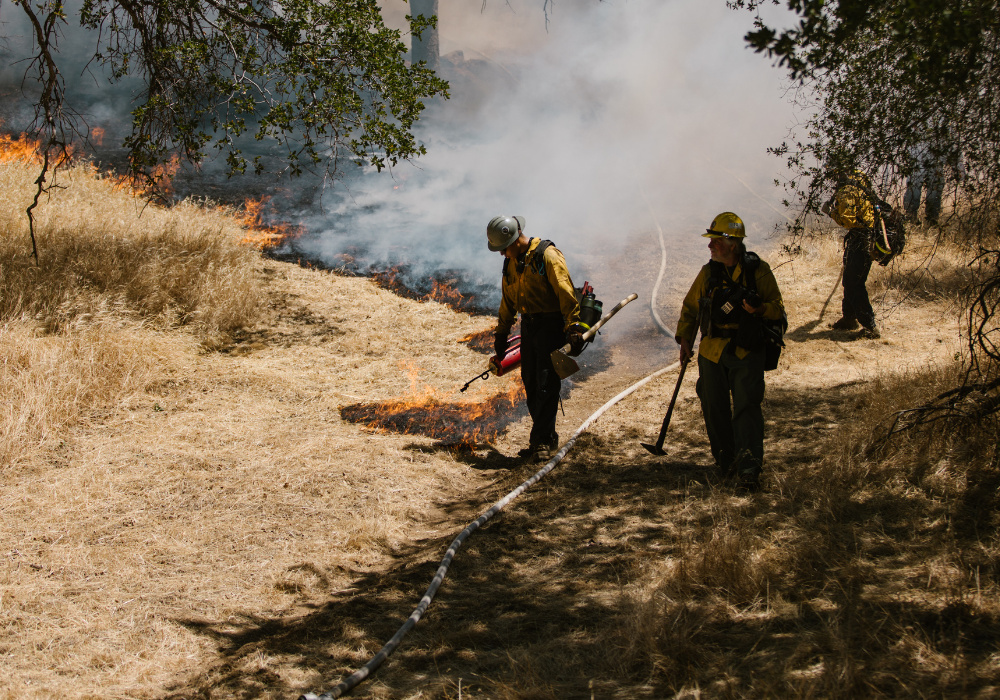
[410,0,439,72]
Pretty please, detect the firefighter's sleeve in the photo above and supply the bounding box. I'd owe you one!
[675,266,709,344]
[497,272,517,336]
[754,261,785,321]
[544,246,581,331]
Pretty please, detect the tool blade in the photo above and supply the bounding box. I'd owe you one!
[640,442,667,456]
[550,350,580,380]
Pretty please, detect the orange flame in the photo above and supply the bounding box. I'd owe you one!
[0,131,75,167]
[426,278,467,307]
[401,360,437,400]
[0,133,42,165]
[373,268,483,315]
[459,327,502,354]
[90,127,105,146]
[237,195,304,249]
[111,153,179,197]
[341,363,526,447]
[148,153,179,195]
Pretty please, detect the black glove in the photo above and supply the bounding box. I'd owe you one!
[568,332,586,357]
[494,332,509,359]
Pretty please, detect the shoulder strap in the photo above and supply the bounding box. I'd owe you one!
[707,253,761,293]
[741,251,760,292]
[706,260,725,293]
[502,257,509,277]
[531,239,554,276]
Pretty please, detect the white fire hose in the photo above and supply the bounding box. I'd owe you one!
[300,360,681,700]
[300,220,681,699]
[641,186,676,339]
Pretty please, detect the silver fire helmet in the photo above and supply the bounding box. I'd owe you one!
[486,215,525,252]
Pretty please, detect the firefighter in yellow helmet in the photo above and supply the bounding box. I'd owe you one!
[675,212,785,491]
[488,215,585,462]
[821,169,880,338]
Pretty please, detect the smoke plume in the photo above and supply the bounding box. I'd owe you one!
[0,0,799,316]
[293,0,798,308]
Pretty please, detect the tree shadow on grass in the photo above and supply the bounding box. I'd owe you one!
[161,449,723,699]
[162,379,1000,700]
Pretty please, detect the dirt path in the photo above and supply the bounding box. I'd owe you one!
[2,233,962,699]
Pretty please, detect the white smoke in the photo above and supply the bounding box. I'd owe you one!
[295,0,799,302]
[0,0,800,309]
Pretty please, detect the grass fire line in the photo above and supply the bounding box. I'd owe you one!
[345,294,640,448]
[302,357,682,700]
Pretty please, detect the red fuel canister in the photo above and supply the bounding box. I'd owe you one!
[489,334,522,377]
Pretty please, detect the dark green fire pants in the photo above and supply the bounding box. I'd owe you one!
[696,344,766,476]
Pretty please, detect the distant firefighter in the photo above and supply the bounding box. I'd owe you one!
[488,216,585,462]
[903,146,943,226]
[821,169,883,339]
[675,212,786,492]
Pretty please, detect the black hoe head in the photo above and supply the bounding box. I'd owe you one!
[640,442,667,456]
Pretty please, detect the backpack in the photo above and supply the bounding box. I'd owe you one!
[703,252,788,371]
[847,178,907,266]
[869,200,907,266]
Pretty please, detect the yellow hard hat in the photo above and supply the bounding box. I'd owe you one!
[703,212,746,239]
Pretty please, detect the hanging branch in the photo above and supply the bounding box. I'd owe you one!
[968,243,1000,374]
[14,0,78,264]
[878,376,1000,446]
[5,0,449,259]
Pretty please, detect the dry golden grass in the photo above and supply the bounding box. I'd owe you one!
[0,320,162,468]
[2,151,997,700]
[0,159,265,333]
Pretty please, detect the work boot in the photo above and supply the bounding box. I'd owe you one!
[858,324,881,339]
[715,460,737,482]
[533,436,559,463]
[518,445,537,459]
[735,468,762,493]
[831,316,860,331]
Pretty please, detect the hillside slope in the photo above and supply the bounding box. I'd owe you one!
[2,159,990,699]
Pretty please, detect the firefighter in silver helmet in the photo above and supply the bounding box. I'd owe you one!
[488,215,585,461]
[675,212,785,491]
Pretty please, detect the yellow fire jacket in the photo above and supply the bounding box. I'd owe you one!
[497,238,581,335]
[827,183,875,230]
[675,257,785,363]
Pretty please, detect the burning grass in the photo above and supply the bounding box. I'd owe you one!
[341,361,527,446]
[457,319,523,355]
[237,195,305,250]
[372,266,494,316]
[0,131,47,165]
[341,384,527,447]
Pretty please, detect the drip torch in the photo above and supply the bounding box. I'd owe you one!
[460,335,522,393]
